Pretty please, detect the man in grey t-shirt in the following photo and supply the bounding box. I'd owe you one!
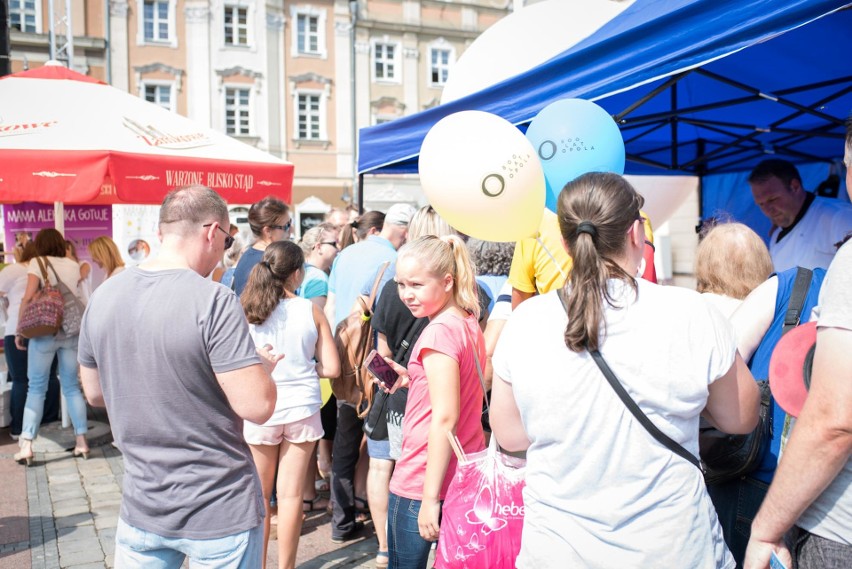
[745,127,852,569]
[79,186,278,568]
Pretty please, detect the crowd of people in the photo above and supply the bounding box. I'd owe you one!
[1,123,850,569]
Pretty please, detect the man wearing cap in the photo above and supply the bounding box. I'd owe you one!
[325,203,415,542]
[749,158,852,272]
[744,125,852,569]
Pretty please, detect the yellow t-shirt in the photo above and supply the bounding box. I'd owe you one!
[508,209,654,295]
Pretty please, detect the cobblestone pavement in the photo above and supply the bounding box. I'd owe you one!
[0,422,387,569]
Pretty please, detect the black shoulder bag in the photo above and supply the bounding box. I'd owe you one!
[699,267,812,485]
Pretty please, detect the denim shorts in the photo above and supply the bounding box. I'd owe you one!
[367,437,392,460]
[114,518,263,569]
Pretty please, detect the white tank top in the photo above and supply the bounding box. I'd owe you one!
[248,296,321,424]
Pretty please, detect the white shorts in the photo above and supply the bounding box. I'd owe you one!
[243,411,324,446]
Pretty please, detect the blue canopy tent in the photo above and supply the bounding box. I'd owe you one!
[356,0,851,232]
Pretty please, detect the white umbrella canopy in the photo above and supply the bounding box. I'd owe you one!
[0,63,293,205]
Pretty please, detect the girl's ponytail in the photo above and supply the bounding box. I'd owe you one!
[443,235,480,319]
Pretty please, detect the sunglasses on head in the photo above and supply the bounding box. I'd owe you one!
[202,224,235,250]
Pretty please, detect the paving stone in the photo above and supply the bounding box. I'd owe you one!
[55,513,94,529]
[58,546,105,567]
[104,553,114,568]
[58,536,102,555]
[53,503,91,518]
[86,483,121,495]
[64,563,107,569]
[47,472,86,484]
[94,516,118,531]
[56,524,98,540]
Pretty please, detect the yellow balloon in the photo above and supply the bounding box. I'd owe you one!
[419,111,545,242]
[320,377,332,407]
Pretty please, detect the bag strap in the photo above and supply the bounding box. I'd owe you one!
[588,350,702,471]
[44,258,74,296]
[367,262,391,308]
[35,256,50,284]
[556,289,701,471]
[463,325,489,415]
[782,267,813,335]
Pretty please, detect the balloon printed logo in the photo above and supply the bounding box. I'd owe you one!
[526,98,625,213]
[419,111,544,242]
[539,138,596,161]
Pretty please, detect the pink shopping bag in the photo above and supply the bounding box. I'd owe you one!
[435,438,526,569]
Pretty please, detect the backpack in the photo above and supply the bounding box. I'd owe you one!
[331,262,390,408]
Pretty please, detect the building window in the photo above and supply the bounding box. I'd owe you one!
[430,47,452,86]
[224,5,249,46]
[225,87,251,136]
[296,14,319,54]
[374,43,397,81]
[296,93,322,140]
[141,83,173,111]
[142,0,171,42]
[9,0,38,33]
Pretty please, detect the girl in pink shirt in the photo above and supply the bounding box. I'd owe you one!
[382,235,486,569]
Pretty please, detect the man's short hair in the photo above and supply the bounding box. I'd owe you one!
[159,185,229,233]
[748,159,803,187]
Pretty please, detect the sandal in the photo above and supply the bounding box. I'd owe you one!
[376,551,389,568]
[303,495,330,512]
[355,496,370,522]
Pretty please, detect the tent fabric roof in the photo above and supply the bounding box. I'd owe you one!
[358,0,851,176]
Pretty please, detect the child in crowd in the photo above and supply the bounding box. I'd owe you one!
[382,235,486,569]
[240,241,340,569]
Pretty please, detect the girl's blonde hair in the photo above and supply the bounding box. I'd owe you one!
[398,235,480,319]
[407,206,456,241]
[695,222,772,299]
[89,236,125,276]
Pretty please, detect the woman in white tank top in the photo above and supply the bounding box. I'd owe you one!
[240,240,339,569]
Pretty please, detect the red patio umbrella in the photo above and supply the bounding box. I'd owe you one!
[0,63,293,205]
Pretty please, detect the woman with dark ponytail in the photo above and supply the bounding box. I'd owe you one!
[489,172,760,568]
[240,240,340,569]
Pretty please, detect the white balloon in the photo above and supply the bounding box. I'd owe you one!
[419,111,545,242]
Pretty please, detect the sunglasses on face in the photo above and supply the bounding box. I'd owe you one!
[202,224,235,250]
[320,241,339,250]
[269,220,292,233]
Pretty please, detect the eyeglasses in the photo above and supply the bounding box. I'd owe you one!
[320,241,339,250]
[269,220,293,233]
[202,223,234,250]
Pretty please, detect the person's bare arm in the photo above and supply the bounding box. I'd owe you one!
[511,288,534,310]
[730,276,778,362]
[313,303,340,378]
[419,350,461,541]
[490,372,530,452]
[310,295,327,310]
[482,319,507,392]
[80,365,105,407]
[324,292,336,328]
[703,353,760,434]
[15,273,41,350]
[744,327,852,569]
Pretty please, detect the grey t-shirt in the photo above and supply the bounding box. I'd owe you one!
[799,240,852,545]
[78,267,264,539]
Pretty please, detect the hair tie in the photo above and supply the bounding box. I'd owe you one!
[576,221,598,239]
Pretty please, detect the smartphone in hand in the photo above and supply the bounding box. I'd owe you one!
[365,349,399,391]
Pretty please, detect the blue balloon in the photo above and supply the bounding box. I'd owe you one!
[526,99,625,212]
